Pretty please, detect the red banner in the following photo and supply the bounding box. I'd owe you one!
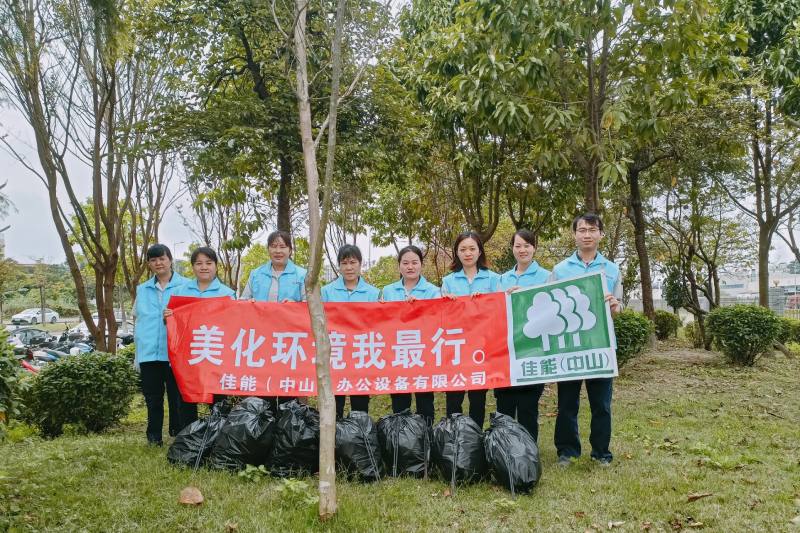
[167,295,511,403]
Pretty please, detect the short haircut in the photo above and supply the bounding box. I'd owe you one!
[573,213,604,232]
[450,232,488,272]
[190,246,218,265]
[147,244,172,261]
[510,228,537,248]
[267,230,293,250]
[337,244,362,264]
[397,245,424,264]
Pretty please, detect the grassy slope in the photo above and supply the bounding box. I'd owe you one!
[1,339,800,533]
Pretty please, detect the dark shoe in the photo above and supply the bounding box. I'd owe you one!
[557,456,572,467]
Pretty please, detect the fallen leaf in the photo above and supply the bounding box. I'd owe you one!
[649,420,663,425]
[444,490,451,498]
[740,478,756,484]
[591,524,602,530]
[22,515,35,522]
[682,472,689,482]
[626,454,632,460]
[585,530,593,533]
[575,511,585,517]
[688,523,703,528]
[642,522,651,530]
[609,521,626,528]
[748,499,759,509]
[500,515,509,523]
[226,524,238,532]
[483,522,489,528]
[178,487,203,506]
[591,489,597,494]
[492,486,500,492]
[672,518,683,530]
[687,492,713,503]
[696,461,705,467]
[544,412,558,417]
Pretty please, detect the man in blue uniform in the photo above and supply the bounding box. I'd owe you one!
[548,214,622,466]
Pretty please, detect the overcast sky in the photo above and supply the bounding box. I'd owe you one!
[0,106,795,269]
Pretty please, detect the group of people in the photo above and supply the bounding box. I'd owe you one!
[133,213,622,466]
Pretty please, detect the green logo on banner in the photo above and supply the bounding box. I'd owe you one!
[507,272,616,384]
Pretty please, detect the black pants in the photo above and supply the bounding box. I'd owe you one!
[554,378,614,462]
[391,392,435,427]
[445,389,487,429]
[335,395,370,419]
[139,361,180,443]
[495,384,545,443]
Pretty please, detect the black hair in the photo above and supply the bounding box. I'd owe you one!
[397,245,424,264]
[190,246,218,265]
[572,213,604,232]
[147,244,172,261]
[337,244,362,264]
[450,232,488,272]
[510,228,537,248]
[267,230,293,250]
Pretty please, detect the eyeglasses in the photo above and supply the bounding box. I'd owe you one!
[575,228,601,235]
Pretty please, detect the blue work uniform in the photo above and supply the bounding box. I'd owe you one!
[176,277,236,299]
[134,272,190,363]
[381,275,440,301]
[496,261,552,442]
[441,269,502,297]
[382,275,440,426]
[499,261,551,291]
[440,268,501,429]
[133,271,189,444]
[321,276,381,303]
[171,277,236,430]
[550,250,620,464]
[246,259,307,302]
[322,276,380,419]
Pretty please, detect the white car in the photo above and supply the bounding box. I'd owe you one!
[11,308,60,325]
[70,319,134,338]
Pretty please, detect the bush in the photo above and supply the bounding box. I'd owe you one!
[614,310,653,366]
[682,321,705,348]
[20,351,139,438]
[0,327,28,438]
[706,304,780,366]
[776,317,800,345]
[654,310,682,341]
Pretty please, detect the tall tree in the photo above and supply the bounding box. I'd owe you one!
[718,0,800,307]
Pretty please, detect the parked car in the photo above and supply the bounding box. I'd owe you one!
[69,319,134,339]
[11,308,60,325]
[6,327,52,346]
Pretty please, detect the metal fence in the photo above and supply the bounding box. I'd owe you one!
[628,287,800,319]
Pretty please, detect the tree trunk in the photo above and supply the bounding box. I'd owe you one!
[278,156,292,232]
[584,163,601,215]
[758,223,770,308]
[627,167,655,322]
[293,0,343,518]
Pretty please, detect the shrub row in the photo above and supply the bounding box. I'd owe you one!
[614,310,652,366]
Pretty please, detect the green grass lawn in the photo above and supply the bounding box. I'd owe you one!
[2,339,800,532]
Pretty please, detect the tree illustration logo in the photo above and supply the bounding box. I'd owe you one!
[522,285,597,352]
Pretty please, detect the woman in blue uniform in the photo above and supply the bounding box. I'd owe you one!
[163,247,236,430]
[132,244,189,445]
[496,228,551,442]
[321,244,380,419]
[441,232,501,429]
[380,245,440,426]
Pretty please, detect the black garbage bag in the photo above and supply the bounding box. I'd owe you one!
[335,411,383,482]
[209,397,276,470]
[431,413,488,486]
[376,409,429,478]
[269,400,320,477]
[483,412,541,497]
[167,400,231,468]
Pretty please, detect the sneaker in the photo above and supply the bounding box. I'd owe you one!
[147,439,164,447]
[557,456,572,467]
[593,458,611,467]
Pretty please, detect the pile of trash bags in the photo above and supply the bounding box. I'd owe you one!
[166,400,541,496]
